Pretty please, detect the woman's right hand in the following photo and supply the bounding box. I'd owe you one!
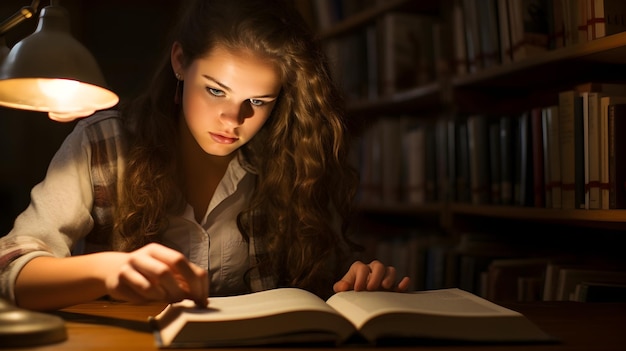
[105,243,209,307]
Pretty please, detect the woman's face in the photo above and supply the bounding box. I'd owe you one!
[172,43,281,157]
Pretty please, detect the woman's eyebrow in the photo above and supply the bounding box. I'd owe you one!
[203,75,231,92]
[202,74,279,99]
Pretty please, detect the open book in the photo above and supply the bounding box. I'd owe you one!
[149,287,554,347]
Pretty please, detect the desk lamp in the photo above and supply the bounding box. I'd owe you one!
[0,0,119,121]
[0,0,118,347]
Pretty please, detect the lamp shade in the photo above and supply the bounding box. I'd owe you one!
[0,2,118,121]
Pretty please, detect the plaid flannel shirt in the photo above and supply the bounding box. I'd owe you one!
[0,110,276,302]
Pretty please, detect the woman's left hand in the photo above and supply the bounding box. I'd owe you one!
[333,260,410,293]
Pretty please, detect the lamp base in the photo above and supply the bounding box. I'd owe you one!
[0,299,67,347]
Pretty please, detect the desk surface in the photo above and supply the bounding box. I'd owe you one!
[14,300,626,351]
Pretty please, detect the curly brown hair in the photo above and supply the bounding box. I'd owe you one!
[113,0,359,298]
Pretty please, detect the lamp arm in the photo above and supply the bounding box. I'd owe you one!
[0,0,41,36]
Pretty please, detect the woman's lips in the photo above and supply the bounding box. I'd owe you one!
[210,132,238,144]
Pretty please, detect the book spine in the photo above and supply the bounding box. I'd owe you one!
[531,107,545,208]
[608,103,626,208]
[559,90,576,209]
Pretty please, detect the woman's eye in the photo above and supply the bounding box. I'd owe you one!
[250,99,264,106]
[207,87,225,97]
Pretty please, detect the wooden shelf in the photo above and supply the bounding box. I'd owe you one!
[452,31,626,91]
[450,203,626,223]
[357,202,626,230]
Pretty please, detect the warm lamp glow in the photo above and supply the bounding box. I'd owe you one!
[38,78,80,100]
[0,0,119,121]
[0,77,117,121]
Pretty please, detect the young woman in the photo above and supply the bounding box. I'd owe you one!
[0,0,409,311]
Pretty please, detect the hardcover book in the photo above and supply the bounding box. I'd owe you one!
[150,287,554,348]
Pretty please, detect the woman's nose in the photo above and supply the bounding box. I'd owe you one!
[219,101,252,126]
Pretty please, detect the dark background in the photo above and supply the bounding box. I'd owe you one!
[0,0,182,233]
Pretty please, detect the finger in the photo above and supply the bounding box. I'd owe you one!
[365,260,386,290]
[396,276,411,292]
[333,279,351,293]
[144,244,208,304]
[190,263,209,307]
[380,266,398,290]
[110,283,145,303]
[129,253,186,302]
[353,262,374,291]
[118,263,167,301]
[333,261,370,292]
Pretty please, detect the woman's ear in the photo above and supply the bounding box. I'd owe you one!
[170,41,185,76]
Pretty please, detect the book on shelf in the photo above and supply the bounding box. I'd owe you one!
[461,0,483,73]
[548,0,566,49]
[447,118,458,202]
[488,120,502,204]
[335,31,370,101]
[398,234,427,291]
[402,124,426,204]
[435,118,451,202]
[515,112,534,207]
[605,0,626,36]
[588,0,626,39]
[425,239,457,290]
[587,0,606,40]
[586,91,602,209]
[608,103,626,208]
[467,115,490,205]
[508,0,550,61]
[150,287,555,348]
[573,281,626,302]
[558,89,583,209]
[580,91,591,209]
[574,94,586,209]
[425,125,438,202]
[476,0,500,68]
[543,105,562,208]
[456,120,471,203]
[542,258,626,301]
[499,115,516,205]
[555,268,626,301]
[356,119,382,204]
[449,232,520,296]
[497,0,512,63]
[530,107,545,208]
[563,0,589,45]
[380,117,405,204]
[451,0,469,76]
[543,261,571,301]
[600,95,626,208]
[574,82,626,209]
[364,24,379,100]
[484,257,549,302]
[378,12,435,96]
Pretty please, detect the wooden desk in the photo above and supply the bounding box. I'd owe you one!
[16,300,626,351]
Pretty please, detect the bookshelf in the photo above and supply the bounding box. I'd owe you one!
[307,0,626,300]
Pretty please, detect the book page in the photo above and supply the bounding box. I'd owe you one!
[157,288,339,322]
[153,288,354,347]
[326,288,520,329]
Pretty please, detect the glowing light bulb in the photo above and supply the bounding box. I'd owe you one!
[37,78,80,104]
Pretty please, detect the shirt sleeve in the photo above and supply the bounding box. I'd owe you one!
[0,118,95,303]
